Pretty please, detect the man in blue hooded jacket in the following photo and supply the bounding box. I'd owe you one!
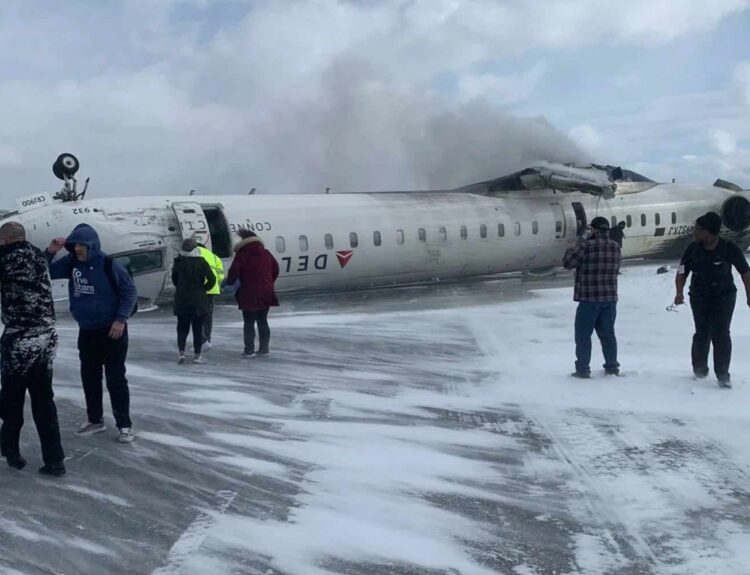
[46,224,138,443]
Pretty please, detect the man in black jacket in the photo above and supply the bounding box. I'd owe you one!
[0,222,66,476]
[172,239,216,364]
[674,212,750,388]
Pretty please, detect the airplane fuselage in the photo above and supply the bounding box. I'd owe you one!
[1,182,745,306]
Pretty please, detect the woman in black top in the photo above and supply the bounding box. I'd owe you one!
[171,239,216,363]
[674,212,750,387]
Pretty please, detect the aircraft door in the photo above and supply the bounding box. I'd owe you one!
[571,202,587,237]
[171,202,212,250]
[550,203,566,239]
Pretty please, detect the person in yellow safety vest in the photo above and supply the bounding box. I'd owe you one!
[196,242,224,349]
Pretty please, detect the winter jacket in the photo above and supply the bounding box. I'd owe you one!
[0,240,56,336]
[226,237,279,311]
[46,223,138,329]
[198,246,224,296]
[171,249,216,316]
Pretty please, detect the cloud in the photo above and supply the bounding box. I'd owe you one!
[568,125,603,155]
[0,0,748,203]
[711,129,738,156]
[457,63,547,106]
[736,61,750,111]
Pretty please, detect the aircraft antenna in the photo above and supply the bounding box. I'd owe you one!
[80,177,90,200]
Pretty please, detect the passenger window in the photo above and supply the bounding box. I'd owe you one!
[498,223,505,237]
[460,225,467,240]
[299,235,308,252]
[626,215,632,227]
[439,227,447,242]
[276,236,286,253]
[325,234,334,249]
[514,222,521,236]
[532,221,539,235]
[655,213,661,226]
[480,224,487,238]
[671,212,677,224]
[350,232,359,248]
[556,221,562,233]
[373,231,381,246]
[396,229,404,245]
[111,250,163,275]
[418,228,426,242]
[640,214,646,227]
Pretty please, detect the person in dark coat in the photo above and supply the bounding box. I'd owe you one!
[609,221,626,248]
[225,230,279,357]
[46,224,138,444]
[0,222,66,476]
[172,239,216,363]
[674,212,750,388]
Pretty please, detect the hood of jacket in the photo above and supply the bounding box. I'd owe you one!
[234,236,264,254]
[179,248,202,258]
[65,224,102,263]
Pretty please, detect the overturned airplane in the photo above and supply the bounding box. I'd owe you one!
[1,154,748,306]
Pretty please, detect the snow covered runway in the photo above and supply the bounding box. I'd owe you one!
[2,265,750,574]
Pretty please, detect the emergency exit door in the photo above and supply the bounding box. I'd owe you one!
[571,202,587,237]
[171,202,212,250]
[550,203,566,239]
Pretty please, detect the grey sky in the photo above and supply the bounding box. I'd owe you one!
[0,0,749,208]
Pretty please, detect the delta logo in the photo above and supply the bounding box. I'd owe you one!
[336,250,354,269]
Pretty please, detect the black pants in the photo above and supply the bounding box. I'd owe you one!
[202,295,215,343]
[243,309,270,353]
[177,314,204,355]
[78,327,132,429]
[1,336,64,465]
[690,292,736,380]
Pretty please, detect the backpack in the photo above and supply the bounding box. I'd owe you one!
[104,256,139,316]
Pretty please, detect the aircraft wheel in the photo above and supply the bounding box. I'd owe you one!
[53,153,80,179]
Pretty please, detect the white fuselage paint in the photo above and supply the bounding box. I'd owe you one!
[0,183,742,305]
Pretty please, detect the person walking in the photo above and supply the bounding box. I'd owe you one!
[172,239,216,364]
[0,222,66,476]
[562,217,622,378]
[674,212,750,388]
[225,230,279,357]
[196,242,224,349]
[46,224,138,443]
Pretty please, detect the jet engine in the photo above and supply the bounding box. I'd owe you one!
[721,194,750,232]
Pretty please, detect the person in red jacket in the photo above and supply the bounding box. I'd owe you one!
[226,230,279,357]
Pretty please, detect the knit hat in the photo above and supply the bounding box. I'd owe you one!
[590,216,610,231]
[695,212,721,235]
[181,238,197,252]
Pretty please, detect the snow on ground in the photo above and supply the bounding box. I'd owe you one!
[2,263,750,574]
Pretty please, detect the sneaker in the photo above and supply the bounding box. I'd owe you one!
[177,353,186,364]
[193,355,205,364]
[202,340,212,351]
[242,350,256,358]
[604,368,620,376]
[693,369,709,379]
[570,371,591,379]
[6,454,27,470]
[38,462,66,477]
[256,349,270,357]
[718,377,732,389]
[118,428,136,443]
[75,421,106,436]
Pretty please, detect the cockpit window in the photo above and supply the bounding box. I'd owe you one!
[111,250,164,275]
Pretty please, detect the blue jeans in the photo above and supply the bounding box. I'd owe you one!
[574,302,619,374]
